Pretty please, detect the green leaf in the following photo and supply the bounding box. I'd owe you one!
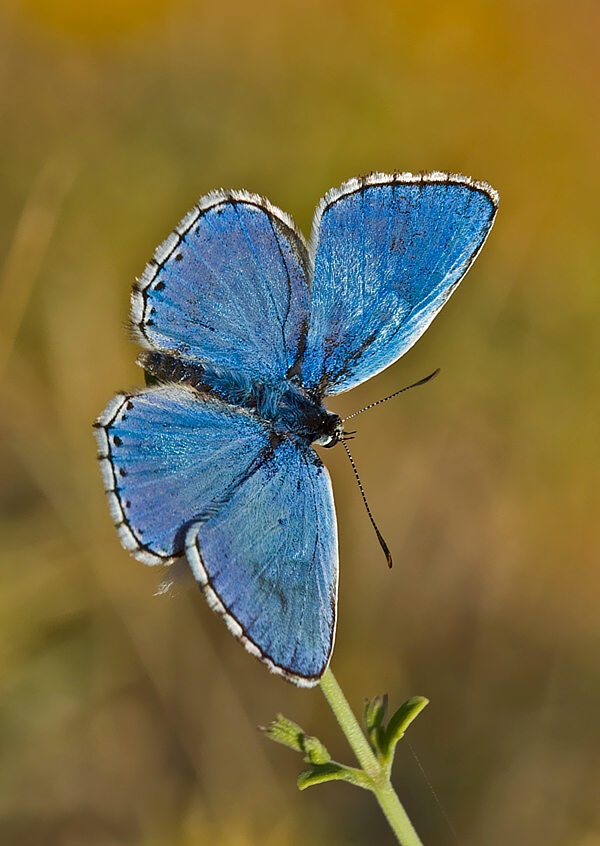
[382,696,429,762]
[260,713,306,753]
[260,714,331,765]
[297,762,372,791]
[364,694,388,756]
[302,733,331,765]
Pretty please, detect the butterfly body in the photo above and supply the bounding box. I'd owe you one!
[95,172,498,686]
[140,350,343,447]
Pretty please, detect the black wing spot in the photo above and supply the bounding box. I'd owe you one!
[154,280,165,291]
[119,468,128,477]
[113,435,122,447]
[126,401,134,410]
[175,253,183,262]
[268,431,284,451]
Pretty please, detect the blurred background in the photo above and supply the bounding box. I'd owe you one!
[0,1,599,844]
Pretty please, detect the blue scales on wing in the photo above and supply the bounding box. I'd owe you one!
[94,386,338,685]
[186,439,337,685]
[301,173,499,395]
[130,191,311,383]
[94,386,272,565]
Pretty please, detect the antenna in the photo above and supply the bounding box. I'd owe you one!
[339,368,440,568]
[343,368,440,422]
[341,438,393,568]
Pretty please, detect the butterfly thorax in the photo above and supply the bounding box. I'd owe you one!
[139,351,343,448]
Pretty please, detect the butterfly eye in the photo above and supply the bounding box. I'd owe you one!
[316,431,342,448]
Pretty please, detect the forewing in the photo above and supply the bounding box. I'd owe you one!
[186,440,338,687]
[94,386,270,565]
[131,192,310,382]
[301,172,498,395]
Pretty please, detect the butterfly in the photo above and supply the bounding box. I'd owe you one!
[94,172,498,687]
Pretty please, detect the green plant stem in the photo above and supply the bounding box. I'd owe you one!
[319,668,424,846]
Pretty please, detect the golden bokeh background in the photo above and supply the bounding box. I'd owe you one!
[0,1,599,844]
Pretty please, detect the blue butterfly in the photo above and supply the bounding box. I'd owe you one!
[94,172,498,686]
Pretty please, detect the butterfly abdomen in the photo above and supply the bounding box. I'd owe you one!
[139,350,256,405]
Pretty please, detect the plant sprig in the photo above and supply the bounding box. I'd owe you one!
[261,669,428,845]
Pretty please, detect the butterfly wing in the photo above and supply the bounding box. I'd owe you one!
[301,172,499,395]
[186,439,338,686]
[131,191,310,382]
[95,388,338,685]
[94,386,271,565]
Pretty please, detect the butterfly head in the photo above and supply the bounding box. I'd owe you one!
[313,412,344,449]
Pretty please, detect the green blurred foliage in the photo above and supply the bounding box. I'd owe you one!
[0,1,599,844]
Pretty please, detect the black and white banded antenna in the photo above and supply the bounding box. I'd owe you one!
[340,368,441,569]
[342,368,440,423]
[340,438,393,568]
